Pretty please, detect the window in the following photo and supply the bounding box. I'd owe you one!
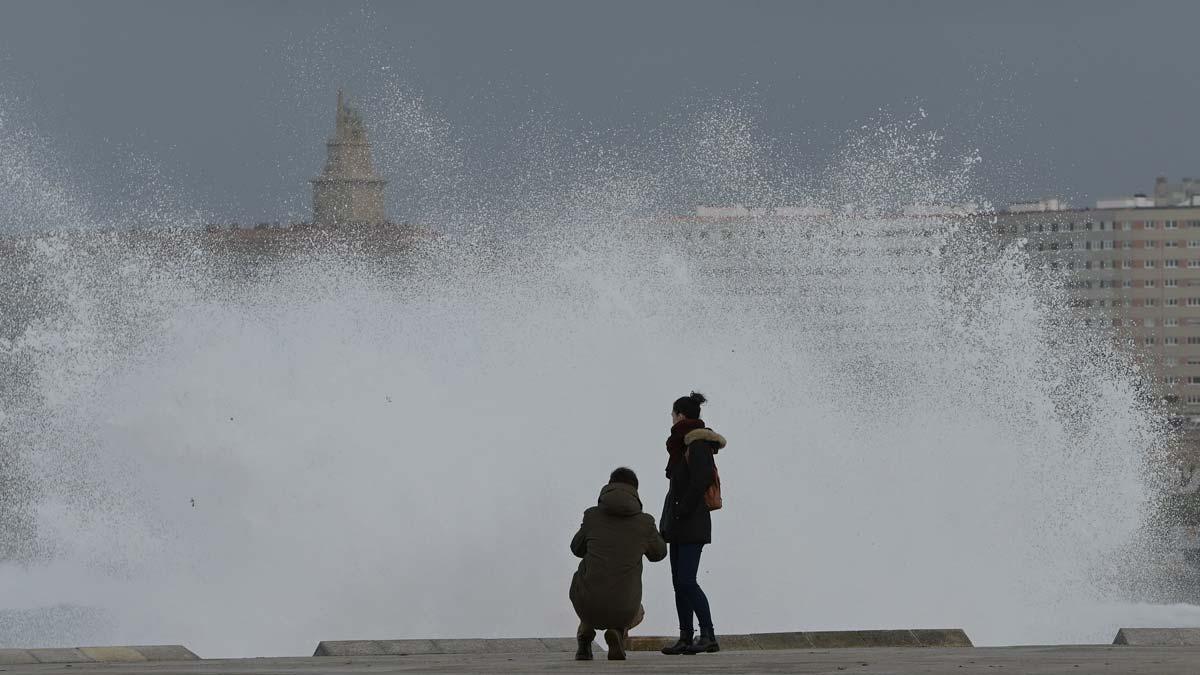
[1123,222,1133,231]
[1122,240,1132,249]
[1145,337,1157,345]
[1167,220,1179,229]
[1167,279,1180,288]
[1187,395,1200,405]
[1167,240,1180,248]
[1168,297,1180,305]
[1100,221,1111,231]
[1189,220,1200,228]
[1085,222,1094,230]
[1166,375,1181,383]
[1187,358,1200,365]
[1147,297,1158,306]
[1188,338,1200,346]
[1188,298,1200,307]
[1146,260,1157,268]
[1188,374,1200,383]
[1123,259,1134,269]
[1189,241,1200,248]
[1167,259,1180,268]
[1146,220,1158,230]
[1166,318,1179,326]
[1123,280,1133,288]
[1167,337,1180,345]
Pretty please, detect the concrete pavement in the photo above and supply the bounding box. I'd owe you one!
[1,646,1200,674]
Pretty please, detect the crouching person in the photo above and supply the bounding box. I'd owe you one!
[570,467,668,660]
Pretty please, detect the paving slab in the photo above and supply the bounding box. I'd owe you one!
[0,648,39,665]
[537,637,583,652]
[480,638,555,653]
[745,631,813,649]
[430,639,490,654]
[912,628,974,647]
[79,646,148,662]
[3,645,1200,674]
[127,645,201,661]
[26,647,92,663]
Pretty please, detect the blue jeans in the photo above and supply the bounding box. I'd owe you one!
[669,543,713,635]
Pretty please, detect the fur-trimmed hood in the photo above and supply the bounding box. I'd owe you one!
[684,428,726,453]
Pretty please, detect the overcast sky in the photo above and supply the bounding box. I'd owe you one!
[1,0,1198,227]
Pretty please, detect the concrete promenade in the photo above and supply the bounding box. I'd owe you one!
[2,646,1200,674]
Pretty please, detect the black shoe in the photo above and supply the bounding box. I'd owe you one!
[604,629,626,660]
[576,634,594,660]
[684,631,720,654]
[660,633,693,655]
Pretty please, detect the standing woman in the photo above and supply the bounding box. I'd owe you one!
[660,391,725,655]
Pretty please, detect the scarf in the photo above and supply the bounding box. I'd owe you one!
[666,417,707,471]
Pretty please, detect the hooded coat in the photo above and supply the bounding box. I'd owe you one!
[661,427,726,545]
[569,482,668,629]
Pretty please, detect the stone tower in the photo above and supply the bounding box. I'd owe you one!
[311,90,387,226]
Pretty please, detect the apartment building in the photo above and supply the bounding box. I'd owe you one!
[993,196,1200,442]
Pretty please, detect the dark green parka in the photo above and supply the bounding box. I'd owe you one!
[569,482,668,629]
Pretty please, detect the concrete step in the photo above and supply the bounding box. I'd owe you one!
[1113,627,1200,646]
[0,645,198,665]
[627,628,973,651]
[312,638,598,657]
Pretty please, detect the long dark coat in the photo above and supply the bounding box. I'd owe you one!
[661,428,725,545]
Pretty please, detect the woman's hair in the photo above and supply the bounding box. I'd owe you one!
[672,391,707,420]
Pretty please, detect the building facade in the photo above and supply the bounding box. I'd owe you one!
[993,195,1200,448]
[311,90,388,226]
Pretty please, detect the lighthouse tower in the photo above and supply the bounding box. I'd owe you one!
[311,90,388,226]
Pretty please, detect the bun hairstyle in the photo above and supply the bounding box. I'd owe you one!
[672,391,707,420]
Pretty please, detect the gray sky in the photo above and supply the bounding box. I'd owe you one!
[1,0,1198,227]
